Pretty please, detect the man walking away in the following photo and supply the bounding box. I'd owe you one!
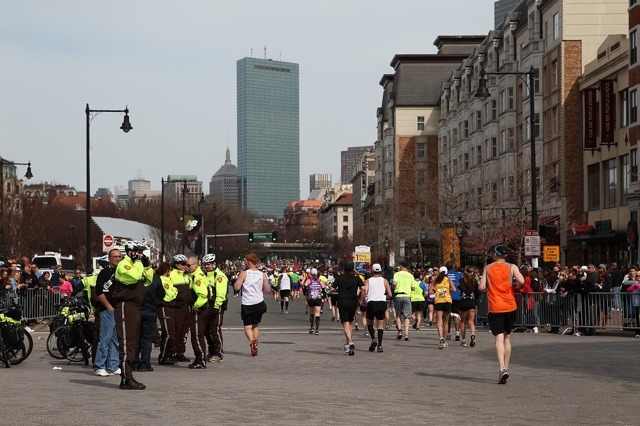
[478,245,524,384]
[330,262,362,356]
[362,264,392,353]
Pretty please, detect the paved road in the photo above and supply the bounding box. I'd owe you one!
[3,294,639,425]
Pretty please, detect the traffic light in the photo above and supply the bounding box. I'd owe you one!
[248,232,254,242]
[271,231,278,242]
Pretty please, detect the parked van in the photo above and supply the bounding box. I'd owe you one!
[32,252,78,277]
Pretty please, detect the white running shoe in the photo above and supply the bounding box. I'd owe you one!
[94,369,109,377]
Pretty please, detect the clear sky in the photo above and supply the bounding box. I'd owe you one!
[1,0,495,199]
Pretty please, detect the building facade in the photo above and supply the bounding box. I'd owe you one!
[578,34,630,265]
[373,36,485,265]
[283,199,323,241]
[436,0,628,265]
[340,146,371,184]
[628,0,640,265]
[319,192,353,243]
[209,147,238,208]
[309,173,332,192]
[236,57,300,218]
[350,149,375,246]
[165,175,202,212]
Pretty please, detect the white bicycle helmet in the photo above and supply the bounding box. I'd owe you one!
[172,254,188,264]
[202,254,216,264]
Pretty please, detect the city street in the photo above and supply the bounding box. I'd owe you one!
[4,295,640,425]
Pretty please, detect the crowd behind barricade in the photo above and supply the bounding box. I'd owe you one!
[3,248,640,388]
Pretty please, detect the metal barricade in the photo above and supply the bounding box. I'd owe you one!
[514,291,640,335]
[3,288,62,321]
[475,292,489,325]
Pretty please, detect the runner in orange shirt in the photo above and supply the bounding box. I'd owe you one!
[478,245,524,384]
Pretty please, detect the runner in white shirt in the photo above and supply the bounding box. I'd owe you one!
[361,264,392,353]
[233,254,270,357]
[279,266,292,314]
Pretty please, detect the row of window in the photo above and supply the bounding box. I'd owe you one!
[587,153,634,211]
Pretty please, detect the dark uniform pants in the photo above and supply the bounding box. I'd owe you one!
[173,305,190,356]
[115,301,141,381]
[157,305,176,361]
[190,308,207,364]
[206,307,224,358]
[134,310,157,369]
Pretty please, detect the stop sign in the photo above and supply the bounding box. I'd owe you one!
[103,234,114,252]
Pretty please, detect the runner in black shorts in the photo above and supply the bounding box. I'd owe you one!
[362,264,392,353]
[331,262,362,356]
[478,244,525,384]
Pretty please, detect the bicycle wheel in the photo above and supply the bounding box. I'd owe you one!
[22,328,33,359]
[0,336,10,369]
[47,327,67,359]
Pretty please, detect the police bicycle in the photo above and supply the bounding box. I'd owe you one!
[0,297,34,366]
[46,293,93,365]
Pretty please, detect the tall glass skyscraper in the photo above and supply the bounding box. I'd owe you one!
[236,57,300,218]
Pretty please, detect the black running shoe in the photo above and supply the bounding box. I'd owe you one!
[188,362,207,369]
[369,341,377,352]
[120,379,146,390]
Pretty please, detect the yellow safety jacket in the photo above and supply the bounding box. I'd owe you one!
[160,275,178,303]
[189,266,209,310]
[207,268,228,309]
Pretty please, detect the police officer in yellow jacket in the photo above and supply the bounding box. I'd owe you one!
[186,256,208,369]
[157,259,179,365]
[113,240,152,390]
[203,254,228,362]
[169,254,193,363]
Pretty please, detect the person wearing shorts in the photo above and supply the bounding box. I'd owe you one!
[290,270,300,299]
[331,262,362,356]
[458,265,480,347]
[433,266,456,349]
[410,271,428,332]
[305,268,325,335]
[233,254,270,357]
[362,264,392,353]
[446,261,462,341]
[479,245,524,384]
[392,261,414,341]
[278,266,292,314]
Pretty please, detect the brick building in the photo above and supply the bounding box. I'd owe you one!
[437,0,628,265]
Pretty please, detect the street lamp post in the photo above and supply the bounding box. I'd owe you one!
[198,193,217,257]
[383,236,390,269]
[455,214,467,267]
[70,225,75,258]
[476,66,537,263]
[85,104,132,273]
[0,158,33,257]
[181,181,189,253]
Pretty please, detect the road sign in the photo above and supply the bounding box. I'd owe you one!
[354,253,371,263]
[524,230,541,256]
[543,245,560,262]
[102,234,114,252]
